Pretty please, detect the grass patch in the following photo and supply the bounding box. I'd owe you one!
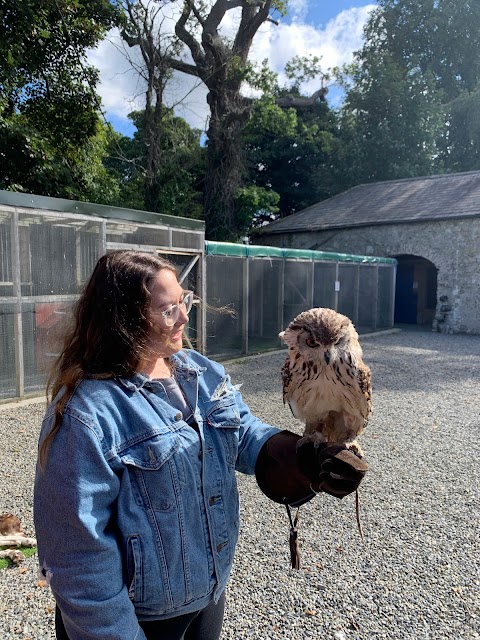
[0,546,37,569]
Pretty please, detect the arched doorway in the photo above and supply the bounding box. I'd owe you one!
[393,255,438,327]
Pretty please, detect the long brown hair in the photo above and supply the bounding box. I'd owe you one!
[39,250,177,467]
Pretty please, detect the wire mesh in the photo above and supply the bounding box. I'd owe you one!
[283,261,313,325]
[357,265,377,333]
[377,265,395,328]
[337,264,357,321]
[313,262,337,309]
[106,222,170,247]
[205,256,244,357]
[248,258,283,351]
[1,207,206,401]
[0,304,15,399]
[171,229,203,251]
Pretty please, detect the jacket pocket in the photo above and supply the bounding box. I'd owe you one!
[127,534,144,603]
[206,395,240,428]
[206,396,241,468]
[120,432,181,512]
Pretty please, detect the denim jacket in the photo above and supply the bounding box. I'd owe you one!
[34,350,279,640]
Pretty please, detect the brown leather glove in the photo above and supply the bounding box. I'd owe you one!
[296,439,369,499]
[255,431,368,506]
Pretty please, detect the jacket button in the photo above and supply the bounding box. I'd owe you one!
[175,412,182,421]
[216,542,225,552]
[209,496,219,506]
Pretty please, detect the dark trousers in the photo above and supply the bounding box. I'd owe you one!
[55,592,225,640]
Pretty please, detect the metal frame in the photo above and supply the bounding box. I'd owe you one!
[1,201,205,402]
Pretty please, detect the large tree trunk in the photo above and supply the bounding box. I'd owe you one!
[122,1,327,239]
[203,86,250,239]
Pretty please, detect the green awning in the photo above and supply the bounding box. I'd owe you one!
[205,241,397,264]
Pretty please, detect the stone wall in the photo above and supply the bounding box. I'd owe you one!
[259,218,480,335]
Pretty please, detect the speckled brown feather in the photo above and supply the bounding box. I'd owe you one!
[279,307,372,455]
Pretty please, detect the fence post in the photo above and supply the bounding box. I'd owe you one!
[11,210,24,399]
[334,262,339,311]
[242,255,249,355]
[279,259,285,334]
[390,265,397,329]
[199,251,207,354]
[354,264,360,326]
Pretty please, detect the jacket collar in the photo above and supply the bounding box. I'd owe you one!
[116,350,206,391]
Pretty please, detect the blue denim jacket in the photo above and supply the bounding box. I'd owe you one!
[34,350,279,640]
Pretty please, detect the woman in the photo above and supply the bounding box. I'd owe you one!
[34,250,367,640]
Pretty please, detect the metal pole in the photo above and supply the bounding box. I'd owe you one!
[199,251,207,354]
[11,211,24,398]
[354,265,360,326]
[310,259,315,308]
[242,256,249,355]
[390,264,397,329]
[334,262,339,311]
[99,220,107,257]
[373,265,379,331]
[279,259,285,334]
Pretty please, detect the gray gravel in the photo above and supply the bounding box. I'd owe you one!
[1,329,479,639]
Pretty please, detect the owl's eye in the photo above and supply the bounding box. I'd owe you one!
[305,337,317,348]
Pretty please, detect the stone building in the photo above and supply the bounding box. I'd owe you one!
[257,171,480,334]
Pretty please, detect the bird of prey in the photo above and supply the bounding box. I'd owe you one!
[279,307,372,457]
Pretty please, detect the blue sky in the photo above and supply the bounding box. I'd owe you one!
[90,1,378,137]
[285,0,377,26]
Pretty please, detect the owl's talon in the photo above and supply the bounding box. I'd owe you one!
[345,442,364,458]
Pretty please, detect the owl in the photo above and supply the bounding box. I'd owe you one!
[279,307,372,457]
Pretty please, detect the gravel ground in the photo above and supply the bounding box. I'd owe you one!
[1,329,479,639]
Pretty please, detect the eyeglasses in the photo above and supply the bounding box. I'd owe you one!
[157,290,194,326]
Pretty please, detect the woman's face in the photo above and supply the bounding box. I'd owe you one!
[147,268,190,357]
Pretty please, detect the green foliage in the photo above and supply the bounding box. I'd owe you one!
[284,55,330,90]
[235,185,280,230]
[339,0,480,182]
[244,64,344,220]
[105,109,205,219]
[0,0,118,196]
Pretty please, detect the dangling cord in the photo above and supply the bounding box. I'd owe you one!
[285,502,301,570]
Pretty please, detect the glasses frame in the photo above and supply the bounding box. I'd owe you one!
[158,290,194,327]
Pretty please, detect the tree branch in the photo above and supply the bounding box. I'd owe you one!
[165,56,201,77]
[234,0,273,60]
[185,0,206,28]
[175,5,206,69]
[276,87,329,108]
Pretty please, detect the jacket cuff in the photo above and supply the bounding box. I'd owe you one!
[255,430,317,506]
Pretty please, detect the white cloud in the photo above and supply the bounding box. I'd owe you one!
[285,0,309,22]
[88,4,376,134]
[251,5,376,84]
[88,31,144,120]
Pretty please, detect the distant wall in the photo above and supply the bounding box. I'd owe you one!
[260,218,480,335]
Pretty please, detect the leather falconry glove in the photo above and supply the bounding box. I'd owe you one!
[255,430,368,506]
[296,438,369,499]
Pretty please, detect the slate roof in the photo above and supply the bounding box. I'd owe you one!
[258,171,480,234]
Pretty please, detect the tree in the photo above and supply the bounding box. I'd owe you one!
[120,1,334,240]
[244,57,341,221]
[120,0,187,211]
[105,108,205,218]
[0,0,118,196]
[339,0,480,184]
